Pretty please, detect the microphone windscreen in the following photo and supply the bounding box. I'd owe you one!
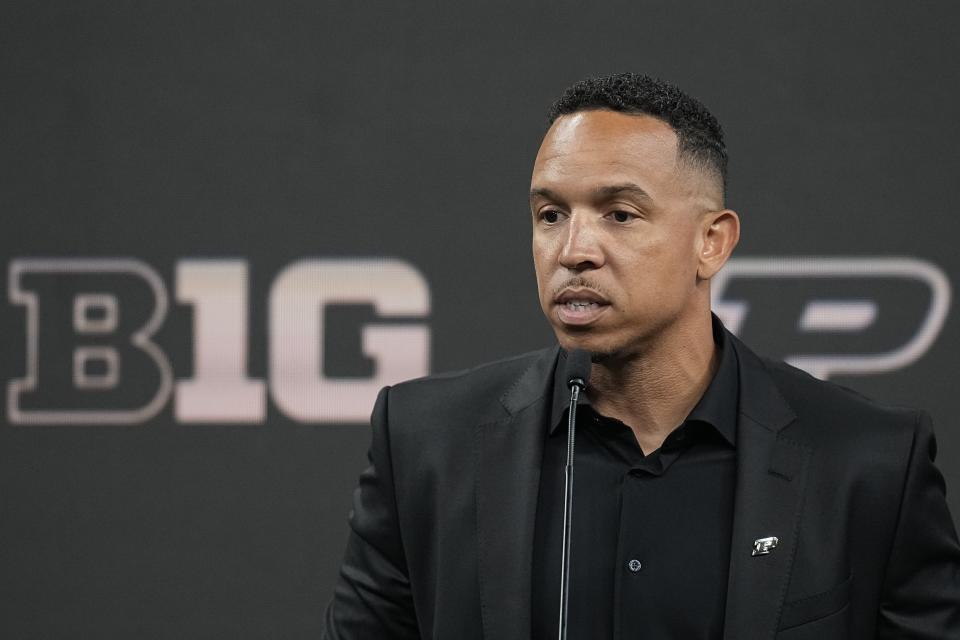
[565,349,592,389]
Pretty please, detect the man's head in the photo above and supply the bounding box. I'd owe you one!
[530,73,740,360]
[549,72,728,203]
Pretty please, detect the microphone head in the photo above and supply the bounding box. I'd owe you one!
[565,348,591,390]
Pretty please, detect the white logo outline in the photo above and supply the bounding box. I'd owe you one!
[712,257,951,379]
[7,258,174,424]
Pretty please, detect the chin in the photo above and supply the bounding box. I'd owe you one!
[587,349,623,364]
[555,331,629,363]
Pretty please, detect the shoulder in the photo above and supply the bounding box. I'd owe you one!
[383,346,559,432]
[748,349,926,466]
[762,355,918,423]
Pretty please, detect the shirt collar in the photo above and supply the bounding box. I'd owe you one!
[548,313,739,446]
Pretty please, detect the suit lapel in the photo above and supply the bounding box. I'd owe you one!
[724,336,812,639]
[475,347,560,640]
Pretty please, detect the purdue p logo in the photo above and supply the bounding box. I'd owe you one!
[713,257,951,380]
[752,536,779,557]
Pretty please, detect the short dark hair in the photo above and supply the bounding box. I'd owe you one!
[548,73,727,194]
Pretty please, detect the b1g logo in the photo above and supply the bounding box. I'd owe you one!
[712,257,951,380]
[7,258,430,425]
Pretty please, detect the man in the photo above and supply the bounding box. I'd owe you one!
[322,73,960,639]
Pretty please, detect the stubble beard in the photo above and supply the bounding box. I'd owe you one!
[562,316,668,368]
[557,329,643,366]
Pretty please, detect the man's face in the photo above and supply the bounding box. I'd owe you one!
[530,109,721,359]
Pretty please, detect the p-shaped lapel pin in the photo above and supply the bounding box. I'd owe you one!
[752,536,779,556]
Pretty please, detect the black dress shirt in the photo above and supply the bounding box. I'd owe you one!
[532,319,740,639]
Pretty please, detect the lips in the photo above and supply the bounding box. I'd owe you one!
[555,288,608,304]
[554,288,610,326]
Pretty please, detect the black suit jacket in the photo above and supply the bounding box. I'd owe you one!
[323,332,960,639]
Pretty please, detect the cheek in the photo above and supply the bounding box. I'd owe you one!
[531,236,556,272]
[657,224,702,269]
[619,231,699,291]
[531,244,551,295]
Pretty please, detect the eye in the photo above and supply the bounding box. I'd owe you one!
[540,209,562,224]
[609,210,636,223]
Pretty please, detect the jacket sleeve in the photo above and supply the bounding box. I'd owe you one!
[877,410,960,638]
[322,386,421,640]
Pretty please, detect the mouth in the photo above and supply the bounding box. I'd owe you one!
[553,288,610,326]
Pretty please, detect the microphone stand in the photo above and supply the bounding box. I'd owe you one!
[558,373,586,640]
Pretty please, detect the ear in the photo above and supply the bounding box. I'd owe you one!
[697,209,740,280]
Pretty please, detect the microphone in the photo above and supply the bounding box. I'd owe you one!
[558,349,591,640]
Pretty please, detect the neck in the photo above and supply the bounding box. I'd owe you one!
[587,312,719,454]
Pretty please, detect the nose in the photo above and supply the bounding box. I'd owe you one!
[559,212,604,271]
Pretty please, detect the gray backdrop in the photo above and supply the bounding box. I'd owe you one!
[2,2,959,637]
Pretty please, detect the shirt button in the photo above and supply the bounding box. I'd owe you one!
[626,559,642,573]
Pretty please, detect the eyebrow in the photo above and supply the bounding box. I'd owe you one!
[528,187,562,203]
[594,183,653,200]
[528,182,653,203]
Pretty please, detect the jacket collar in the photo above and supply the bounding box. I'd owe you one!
[729,331,797,434]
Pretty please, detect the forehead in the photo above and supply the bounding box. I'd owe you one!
[532,110,680,194]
